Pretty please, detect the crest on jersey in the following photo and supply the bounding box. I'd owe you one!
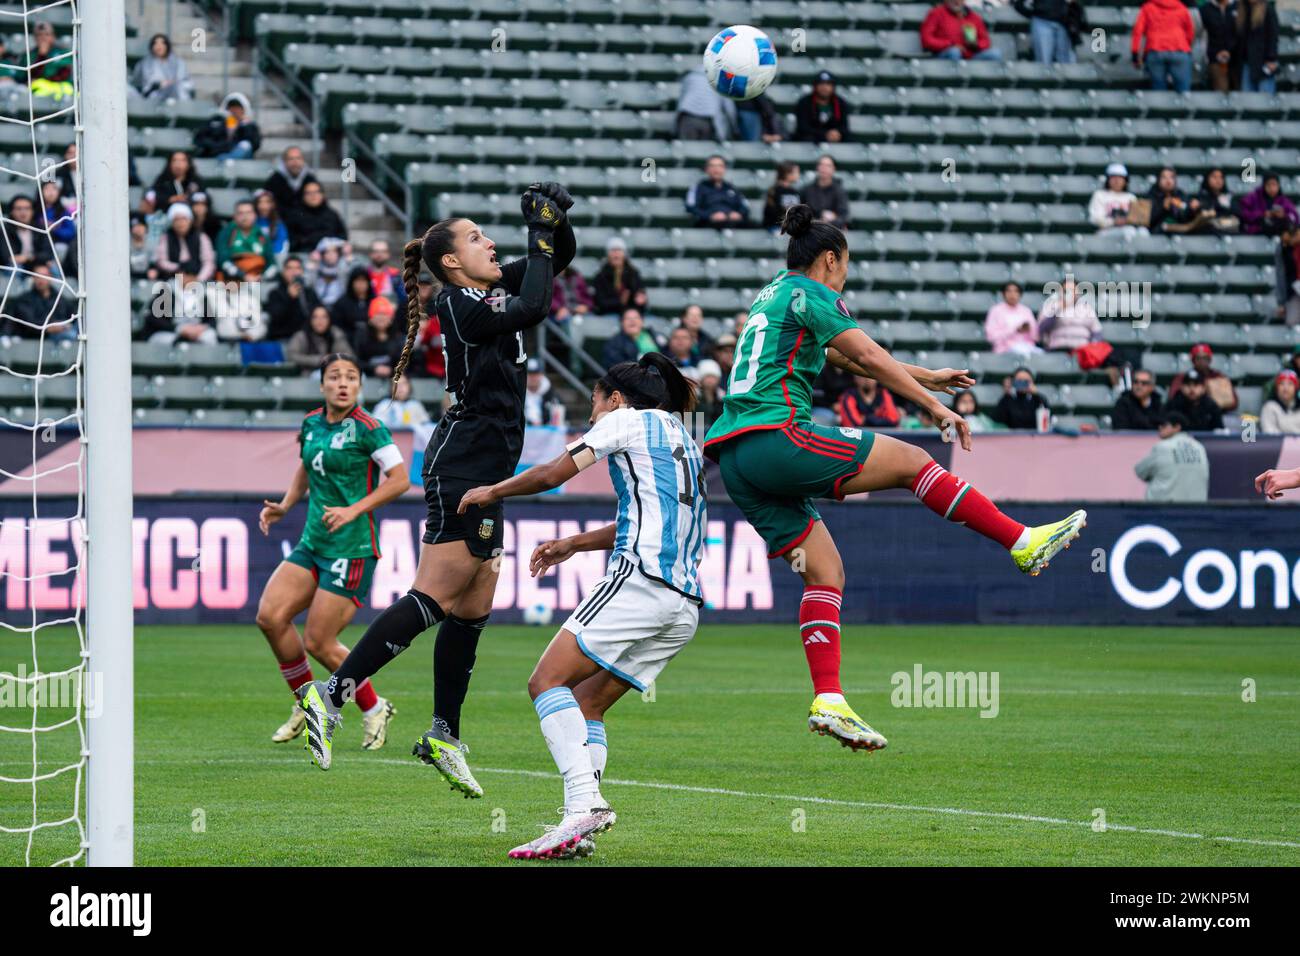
[839,427,862,440]
[330,419,356,449]
[477,518,495,540]
[835,297,851,318]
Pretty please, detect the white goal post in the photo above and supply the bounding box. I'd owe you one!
[81,0,133,867]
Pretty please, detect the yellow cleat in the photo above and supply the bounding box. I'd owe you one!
[808,695,888,752]
[1011,509,1087,576]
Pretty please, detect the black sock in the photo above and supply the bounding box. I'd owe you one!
[327,589,443,708]
[432,613,489,740]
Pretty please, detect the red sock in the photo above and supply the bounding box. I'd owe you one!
[800,586,843,696]
[279,654,313,695]
[911,461,1025,550]
[353,678,379,712]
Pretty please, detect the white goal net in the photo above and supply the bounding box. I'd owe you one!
[0,0,132,867]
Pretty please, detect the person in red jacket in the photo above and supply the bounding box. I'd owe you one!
[1131,0,1195,92]
[836,376,902,429]
[920,0,1004,60]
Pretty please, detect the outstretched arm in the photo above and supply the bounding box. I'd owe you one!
[825,346,975,396]
[456,450,579,513]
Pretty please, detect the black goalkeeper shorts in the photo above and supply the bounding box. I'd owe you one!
[422,474,504,560]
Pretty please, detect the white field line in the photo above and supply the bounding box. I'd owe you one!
[101,755,1300,851]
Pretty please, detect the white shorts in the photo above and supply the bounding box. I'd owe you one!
[562,556,700,692]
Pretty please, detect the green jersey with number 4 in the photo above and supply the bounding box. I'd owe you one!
[703,270,858,460]
[298,406,396,559]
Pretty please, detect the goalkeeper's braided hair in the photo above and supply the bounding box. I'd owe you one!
[392,217,464,397]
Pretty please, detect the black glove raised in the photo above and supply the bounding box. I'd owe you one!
[527,181,574,213]
[521,187,565,258]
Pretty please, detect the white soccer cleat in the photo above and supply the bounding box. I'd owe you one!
[271,703,306,743]
[508,806,616,860]
[300,681,342,771]
[360,698,395,750]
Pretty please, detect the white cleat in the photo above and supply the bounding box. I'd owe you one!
[360,698,395,750]
[300,681,342,771]
[508,806,615,860]
[272,704,306,743]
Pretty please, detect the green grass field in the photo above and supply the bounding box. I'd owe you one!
[3,623,1298,866]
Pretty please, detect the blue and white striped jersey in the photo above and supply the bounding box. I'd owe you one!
[567,407,707,601]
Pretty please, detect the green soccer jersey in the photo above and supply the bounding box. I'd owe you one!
[297,406,396,559]
[703,270,858,459]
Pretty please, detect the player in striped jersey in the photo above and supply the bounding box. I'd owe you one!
[256,353,409,751]
[457,352,704,860]
[704,205,1086,752]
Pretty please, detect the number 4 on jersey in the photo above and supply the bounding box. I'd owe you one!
[311,450,326,476]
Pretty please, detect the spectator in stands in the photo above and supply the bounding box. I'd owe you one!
[253,189,290,262]
[1038,276,1102,351]
[686,155,751,228]
[1135,412,1209,501]
[837,376,901,428]
[152,203,215,284]
[800,155,851,230]
[675,66,736,141]
[992,367,1051,429]
[713,332,737,379]
[353,296,404,378]
[38,179,75,256]
[1200,0,1239,91]
[678,303,714,359]
[285,180,348,253]
[662,327,697,369]
[264,146,318,215]
[417,278,446,379]
[1193,167,1240,234]
[0,36,23,85]
[1132,0,1195,93]
[27,21,71,97]
[591,238,648,316]
[793,71,851,143]
[1111,368,1164,429]
[1014,0,1088,64]
[363,239,404,307]
[1166,369,1225,429]
[56,143,77,202]
[130,33,193,102]
[601,308,657,368]
[1238,173,1298,236]
[1277,224,1300,325]
[953,390,1000,433]
[694,359,725,420]
[187,191,222,244]
[310,237,349,308]
[264,256,320,341]
[332,266,373,337]
[1147,166,1197,233]
[130,214,152,279]
[194,92,261,161]
[2,195,51,271]
[1260,370,1300,433]
[142,150,203,215]
[12,263,75,341]
[1088,163,1143,238]
[286,305,352,373]
[920,0,1004,60]
[763,162,802,231]
[1170,343,1239,411]
[736,93,784,143]
[215,199,271,283]
[372,375,430,430]
[1236,0,1280,93]
[551,265,593,324]
[523,358,563,426]
[984,280,1041,355]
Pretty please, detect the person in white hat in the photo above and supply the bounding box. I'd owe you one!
[1088,162,1146,240]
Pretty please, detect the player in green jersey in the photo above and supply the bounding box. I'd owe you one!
[704,205,1087,752]
[256,353,410,751]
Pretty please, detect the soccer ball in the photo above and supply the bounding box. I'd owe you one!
[702,25,778,101]
[522,600,554,627]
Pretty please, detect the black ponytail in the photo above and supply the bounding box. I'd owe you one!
[781,202,847,271]
[597,352,697,415]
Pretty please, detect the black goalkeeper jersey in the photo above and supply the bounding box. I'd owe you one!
[422,223,574,483]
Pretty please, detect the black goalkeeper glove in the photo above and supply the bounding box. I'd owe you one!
[521,187,566,258]
[528,181,574,213]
